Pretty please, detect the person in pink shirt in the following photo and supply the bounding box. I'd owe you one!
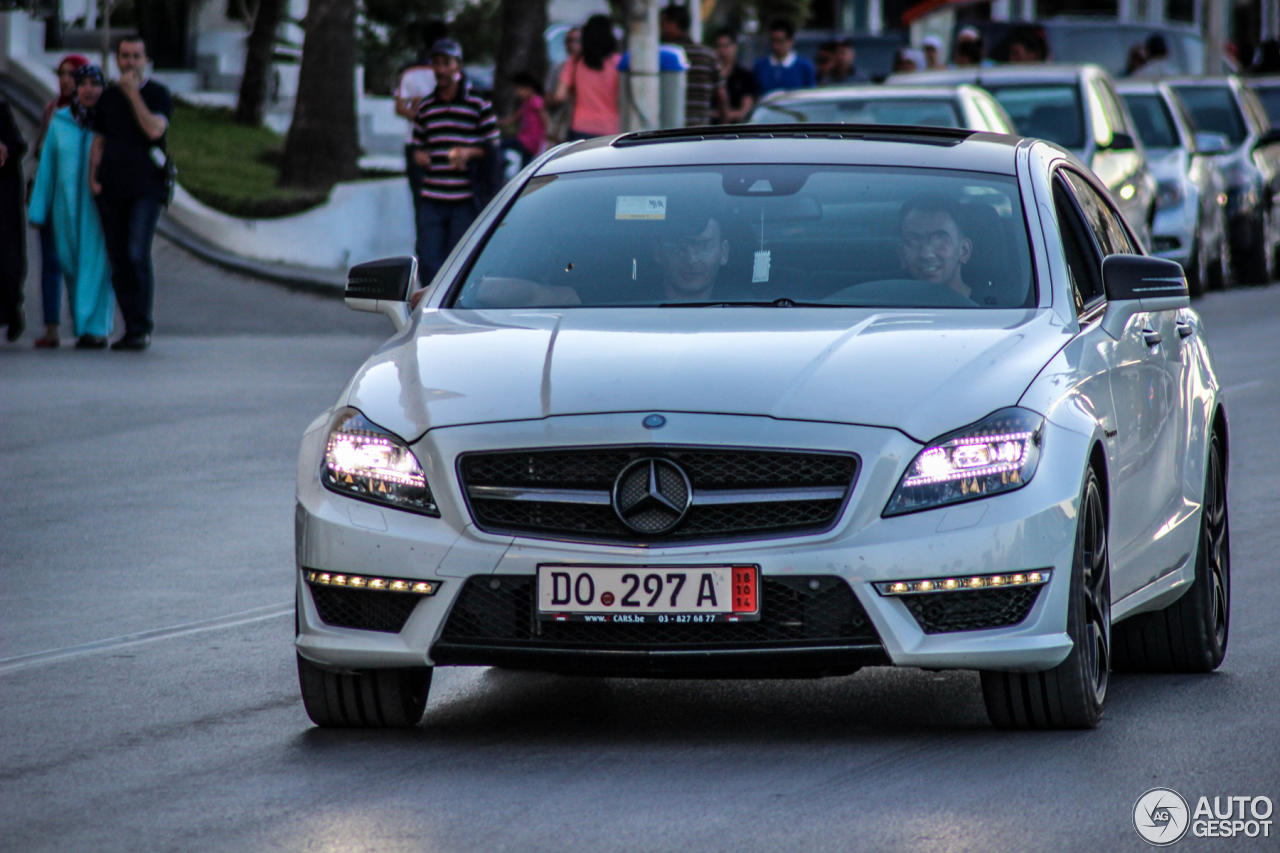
[551,15,619,140]
[498,72,549,166]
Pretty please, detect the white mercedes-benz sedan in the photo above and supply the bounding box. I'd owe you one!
[294,124,1230,731]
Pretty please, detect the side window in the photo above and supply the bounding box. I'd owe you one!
[1062,170,1136,255]
[1053,177,1105,315]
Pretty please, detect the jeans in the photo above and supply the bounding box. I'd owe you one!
[414,196,477,284]
[38,223,62,326]
[97,194,162,336]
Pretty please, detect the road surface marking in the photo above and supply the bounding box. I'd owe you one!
[0,603,292,676]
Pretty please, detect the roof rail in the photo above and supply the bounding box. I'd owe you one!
[612,123,976,148]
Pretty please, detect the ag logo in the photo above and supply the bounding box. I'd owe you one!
[1134,788,1190,846]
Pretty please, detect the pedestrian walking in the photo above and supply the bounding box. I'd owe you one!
[544,26,581,145]
[752,19,816,96]
[90,36,172,352]
[552,15,621,140]
[28,65,115,349]
[0,95,28,343]
[659,4,718,127]
[497,72,548,167]
[31,53,89,348]
[411,38,498,282]
[712,29,758,124]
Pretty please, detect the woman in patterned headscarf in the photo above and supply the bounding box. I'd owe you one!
[27,65,115,349]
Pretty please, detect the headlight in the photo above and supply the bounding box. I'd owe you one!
[883,408,1043,517]
[322,409,439,516]
[1155,180,1183,211]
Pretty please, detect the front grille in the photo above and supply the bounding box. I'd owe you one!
[460,447,857,543]
[901,586,1043,634]
[439,575,880,647]
[309,584,422,633]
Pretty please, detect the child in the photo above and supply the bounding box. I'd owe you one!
[499,72,549,167]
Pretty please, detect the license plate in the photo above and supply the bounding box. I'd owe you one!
[536,565,760,623]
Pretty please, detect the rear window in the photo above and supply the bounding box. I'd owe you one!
[450,165,1035,311]
[985,84,1085,149]
[1173,86,1247,147]
[751,98,962,128]
[1122,93,1179,149]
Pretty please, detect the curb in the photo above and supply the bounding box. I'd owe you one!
[2,71,346,297]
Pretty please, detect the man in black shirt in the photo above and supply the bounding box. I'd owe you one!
[91,36,172,351]
[713,29,759,125]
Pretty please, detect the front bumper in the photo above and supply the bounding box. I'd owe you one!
[296,412,1087,675]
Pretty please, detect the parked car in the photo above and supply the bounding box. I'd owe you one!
[892,65,1157,244]
[956,18,1204,78]
[748,84,1017,132]
[295,123,1230,732]
[1117,80,1231,294]
[1168,77,1280,282]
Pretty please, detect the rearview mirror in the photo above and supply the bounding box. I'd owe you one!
[1102,254,1189,310]
[345,256,417,332]
[1102,132,1136,151]
[1195,132,1229,154]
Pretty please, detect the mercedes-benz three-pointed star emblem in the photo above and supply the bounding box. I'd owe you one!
[611,458,693,534]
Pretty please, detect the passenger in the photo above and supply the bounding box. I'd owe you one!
[653,210,730,303]
[898,196,972,299]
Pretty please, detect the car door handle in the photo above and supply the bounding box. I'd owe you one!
[1176,321,1194,339]
[1143,328,1163,346]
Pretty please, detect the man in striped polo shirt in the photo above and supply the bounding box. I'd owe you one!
[411,39,498,281]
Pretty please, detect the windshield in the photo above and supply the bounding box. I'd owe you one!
[1122,94,1179,150]
[1173,86,1247,147]
[451,165,1035,310]
[985,84,1085,149]
[752,98,962,127]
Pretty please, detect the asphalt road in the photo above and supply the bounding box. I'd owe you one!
[3,228,1279,850]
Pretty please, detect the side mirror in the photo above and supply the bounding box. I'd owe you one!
[1254,127,1280,149]
[1102,254,1189,311]
[1195,132,1230,154]
[345,256,417,332]
[1103,132,1136,151]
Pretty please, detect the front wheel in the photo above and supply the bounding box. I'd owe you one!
[297,653,432,728]
[981,467,1110,729]
[1111,430,1229,673]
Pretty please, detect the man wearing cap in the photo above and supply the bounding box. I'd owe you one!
[921,36,946,70]
[411,39,498,282]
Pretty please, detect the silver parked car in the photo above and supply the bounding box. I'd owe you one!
[1168,76,1280,282]
[896,65,1157,245]
[1117,80,1231,295]
[749,84,1017,133]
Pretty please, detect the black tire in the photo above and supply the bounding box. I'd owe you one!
[1186,238,1207,298]
[981,467,1110,730]
[1237,208,1275,284]
[297,653,432,728]
[1111,431,1230,673]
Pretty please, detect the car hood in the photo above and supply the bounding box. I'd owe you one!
[346,307,1070,443]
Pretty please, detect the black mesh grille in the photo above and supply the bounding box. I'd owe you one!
[459,448,857,543]
[309,584,422,633]
[901,586,1043,634]
[439,575,879,647]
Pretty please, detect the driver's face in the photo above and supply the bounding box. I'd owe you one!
[899,209,971,285]
[654,218,728,296]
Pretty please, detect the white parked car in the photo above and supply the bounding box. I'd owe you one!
[295,124,1231,731]
[748,84,1017,133]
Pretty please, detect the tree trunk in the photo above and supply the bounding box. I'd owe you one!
[494,0,549,121]
[235,0,286,127]
[277,0,360,190]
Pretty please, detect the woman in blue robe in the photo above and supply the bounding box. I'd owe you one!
[28,65,114,348]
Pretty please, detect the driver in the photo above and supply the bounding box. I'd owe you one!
[898,196,973,300]
[653,207,730,302]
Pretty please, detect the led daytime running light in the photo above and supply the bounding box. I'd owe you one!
[306,571,439,595]
[876,570,1050,596]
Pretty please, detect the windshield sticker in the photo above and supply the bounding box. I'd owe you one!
[616,196,667,220]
